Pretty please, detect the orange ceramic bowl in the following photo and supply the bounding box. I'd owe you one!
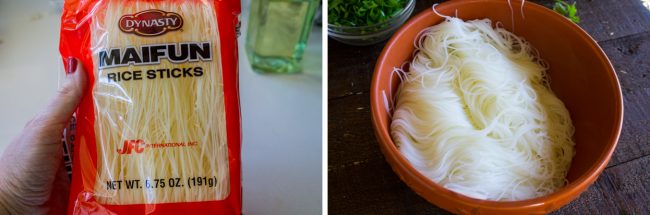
[371,0,623,214]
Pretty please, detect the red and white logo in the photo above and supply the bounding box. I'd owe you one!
[119,9,183,37]
[117,140,145,155]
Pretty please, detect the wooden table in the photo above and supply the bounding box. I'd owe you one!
[328,0,650,214]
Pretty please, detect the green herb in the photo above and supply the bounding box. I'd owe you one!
[328,0,407,27]
[553,0,580,23]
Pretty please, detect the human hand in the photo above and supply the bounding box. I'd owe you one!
[0,58,86,214]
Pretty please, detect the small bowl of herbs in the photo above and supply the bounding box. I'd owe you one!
[328,0,415,46]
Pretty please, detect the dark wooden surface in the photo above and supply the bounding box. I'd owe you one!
[328,0,650,214]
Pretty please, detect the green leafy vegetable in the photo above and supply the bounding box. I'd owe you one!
[328,0,407,27]
[553,0,580,23]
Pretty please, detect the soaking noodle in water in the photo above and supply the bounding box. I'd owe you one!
[390,17,576,201]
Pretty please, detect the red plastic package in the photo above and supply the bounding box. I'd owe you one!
[59,0,241,214]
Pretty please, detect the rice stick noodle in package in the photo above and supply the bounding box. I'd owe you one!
[59,0,242,214]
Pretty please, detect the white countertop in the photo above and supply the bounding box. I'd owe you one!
[0,1,62,152]
[0,0,322,214]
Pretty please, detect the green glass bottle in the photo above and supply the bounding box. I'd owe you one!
[246,0,319,74]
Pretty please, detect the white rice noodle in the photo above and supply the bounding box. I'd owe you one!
[390,17,575,201]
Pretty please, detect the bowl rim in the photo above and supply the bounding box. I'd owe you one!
[370,0,623,211]
[327,0,416,30]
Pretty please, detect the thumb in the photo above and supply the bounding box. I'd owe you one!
[28,58,87,137]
